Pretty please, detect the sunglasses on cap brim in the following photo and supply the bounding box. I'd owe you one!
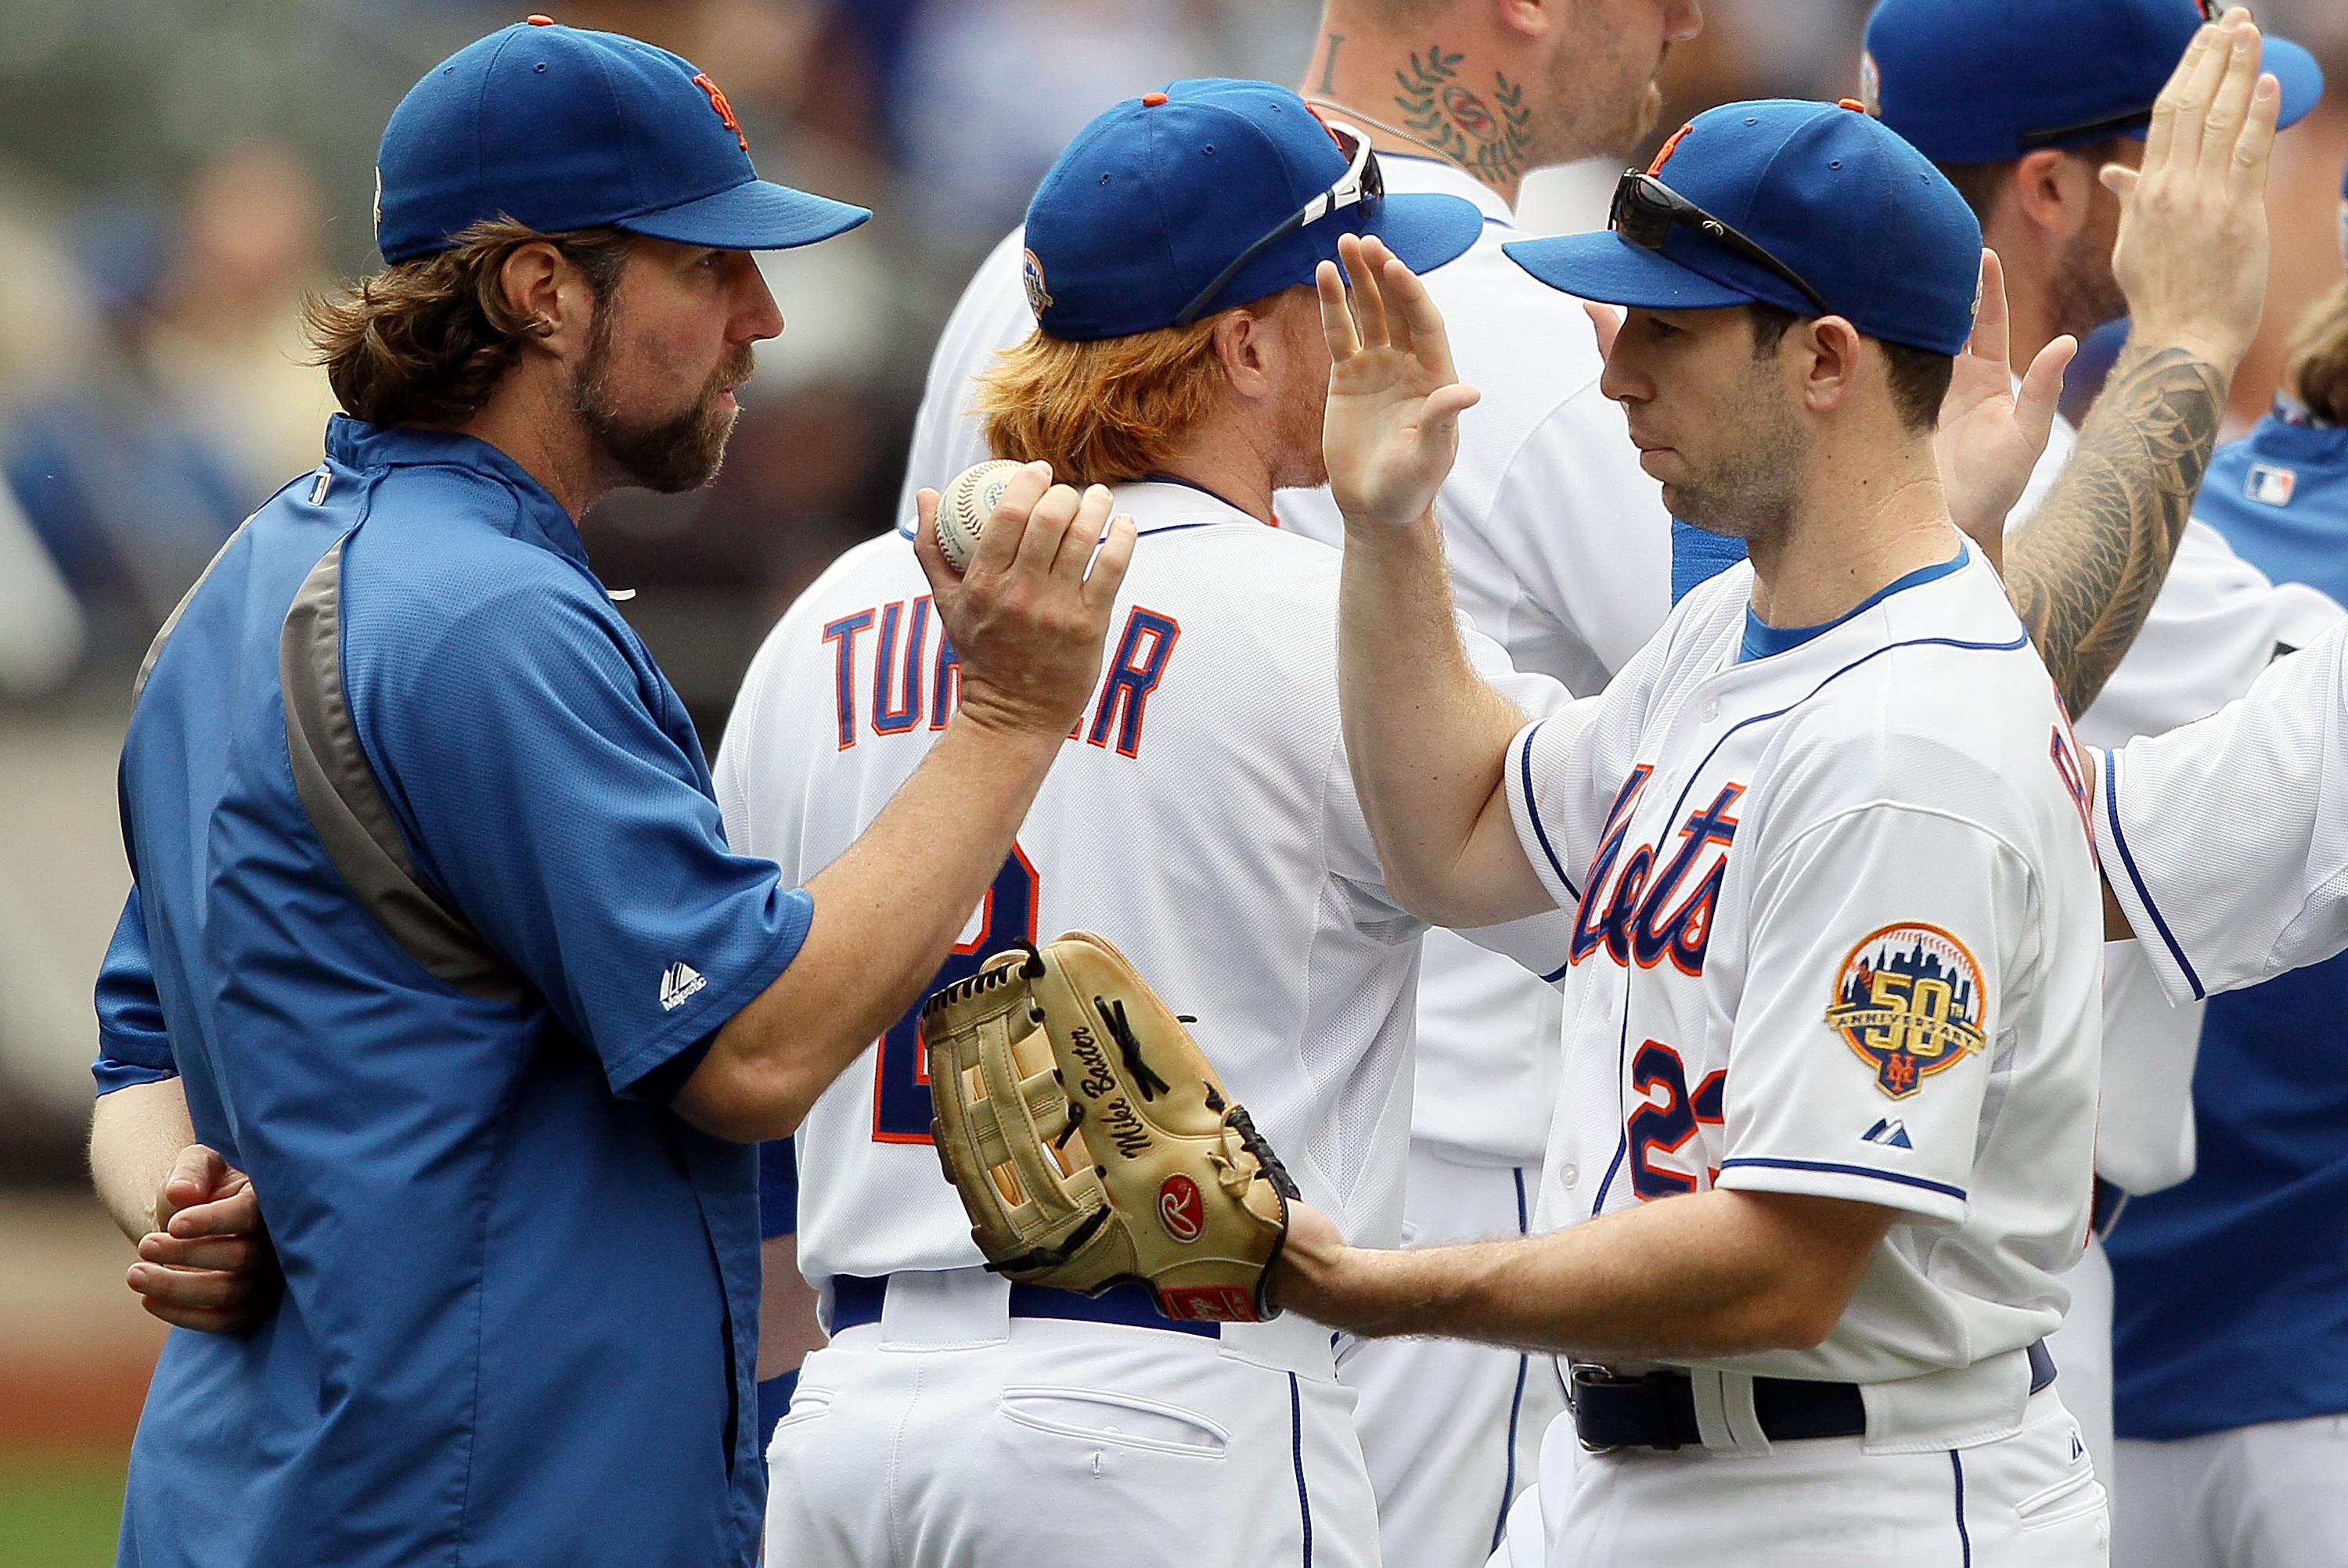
[1608,169,1832,317]
[1173,121,1384,329]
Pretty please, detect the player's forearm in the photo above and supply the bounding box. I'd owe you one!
[2000,342,2225,716]
[1278,1189,1892,1361]
[1337,509,1547,927]
[684,715,1064,1141]
[89,1077,196,1242]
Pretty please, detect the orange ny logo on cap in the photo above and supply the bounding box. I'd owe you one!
[1647,122,1694,177]
[693,72,748,153]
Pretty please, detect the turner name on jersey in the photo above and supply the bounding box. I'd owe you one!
[714,480,1570,1294]
[1507,548,2105,1395]
[819,591,1181,760]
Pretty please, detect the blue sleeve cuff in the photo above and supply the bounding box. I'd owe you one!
[92,1053,178,1096]
[610,886,816,1100]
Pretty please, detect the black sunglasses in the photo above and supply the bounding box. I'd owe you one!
[1609,170,1832,316]
[1173,121,1383,328]
[2018,1,2236,151]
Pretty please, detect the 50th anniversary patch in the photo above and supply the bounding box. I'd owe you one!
[1825,922,1986,1099]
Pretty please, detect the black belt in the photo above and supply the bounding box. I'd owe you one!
[1568,1340,2057,1451]
[830,1274,1219,1339]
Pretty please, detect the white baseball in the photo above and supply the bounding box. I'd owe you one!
[936,459,1028,574]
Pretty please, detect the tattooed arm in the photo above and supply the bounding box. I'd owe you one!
[1991,13,2278,716]
[2002,347,2224,715]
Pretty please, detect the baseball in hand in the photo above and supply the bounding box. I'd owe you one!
[936,459,1028,574]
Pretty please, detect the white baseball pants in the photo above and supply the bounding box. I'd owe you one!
[1538,1386,2108,1566]
[1342,1146,1565,1568]
[767,1295,1378,1568]
[2114,1415,2348,1568]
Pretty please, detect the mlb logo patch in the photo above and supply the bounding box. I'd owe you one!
[2245,464,2297,507]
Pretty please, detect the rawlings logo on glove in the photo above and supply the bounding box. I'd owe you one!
[921,933,1298,1322]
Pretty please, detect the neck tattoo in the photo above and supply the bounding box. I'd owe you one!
[1388,45,1532,187]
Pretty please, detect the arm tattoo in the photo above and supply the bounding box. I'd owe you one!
[2000,344,2224,717]
[1394,45,1531,185]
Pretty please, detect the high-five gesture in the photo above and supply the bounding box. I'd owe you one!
[1934,248,2076,572]
[2106,7,2279,373]
[1995,6,2281,718]
[1317,233,1482,531]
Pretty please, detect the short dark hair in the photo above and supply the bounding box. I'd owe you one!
[1746,303,1952,433]
[1932,138,2132,228]
[302,219,635,429]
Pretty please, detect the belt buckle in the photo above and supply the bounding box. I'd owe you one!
[1568,1362,1625,1454]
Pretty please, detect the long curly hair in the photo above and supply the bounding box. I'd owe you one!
[301,220,633,428]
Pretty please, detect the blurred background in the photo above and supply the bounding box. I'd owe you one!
[0,1,2340,1560]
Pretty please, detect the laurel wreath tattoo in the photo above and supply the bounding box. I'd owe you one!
[1393,45,1532,185]
[2001,344,2224,717]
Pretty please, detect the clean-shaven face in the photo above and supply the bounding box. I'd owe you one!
[572,237,782,494]
[1600,304,1806,541]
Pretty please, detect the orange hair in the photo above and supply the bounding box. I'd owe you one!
[974,303,1274,487]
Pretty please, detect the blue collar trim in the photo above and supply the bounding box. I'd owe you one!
[1739,545,1968,664]
[324,414,588,568]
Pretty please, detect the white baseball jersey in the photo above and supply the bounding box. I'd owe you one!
[894,156,1675,1173]
[1507,545,2105,1396]
[2011,412,2344,1198]
[714,480,1569,1290]
[2098,610,2348,1005]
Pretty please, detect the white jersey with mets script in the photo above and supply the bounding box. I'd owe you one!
[1506,546,2103,1410]
[714,480,1570,1291]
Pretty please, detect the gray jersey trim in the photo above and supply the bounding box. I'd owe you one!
[279,538,528,1001]
[134,520,251,701]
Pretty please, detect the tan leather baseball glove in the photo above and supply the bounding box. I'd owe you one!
[922,931,1297,1323]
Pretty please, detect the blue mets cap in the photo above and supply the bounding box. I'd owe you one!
[1864,0,2323,165]
[374,17,870,264]
[1504,99,1983,357]
[1020,78,1484,340]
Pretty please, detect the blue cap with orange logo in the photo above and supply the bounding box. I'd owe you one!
[1863,0,2323,164]
[1020,78,1484,340]
[1504,99,1983,356]
[373,16,869,263]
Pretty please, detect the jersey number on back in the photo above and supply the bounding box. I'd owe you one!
[871,847,1041,1143]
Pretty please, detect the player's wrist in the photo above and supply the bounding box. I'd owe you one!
[946,682,1090,748]
[2119,317,2252,379]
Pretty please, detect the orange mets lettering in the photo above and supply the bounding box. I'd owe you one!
[693,72,748,152]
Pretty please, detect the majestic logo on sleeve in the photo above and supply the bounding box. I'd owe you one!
[659,961,707,1012]
[1825,924,1986,1099]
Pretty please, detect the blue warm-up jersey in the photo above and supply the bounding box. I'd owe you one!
[97,415,811,1566]
[2109,402,2348,1440]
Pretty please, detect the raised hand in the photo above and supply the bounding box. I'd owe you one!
[913,462,1137,739]
[1935,248,2077,572]
[1317,232,1482,531]
[2105,7,2280,373]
